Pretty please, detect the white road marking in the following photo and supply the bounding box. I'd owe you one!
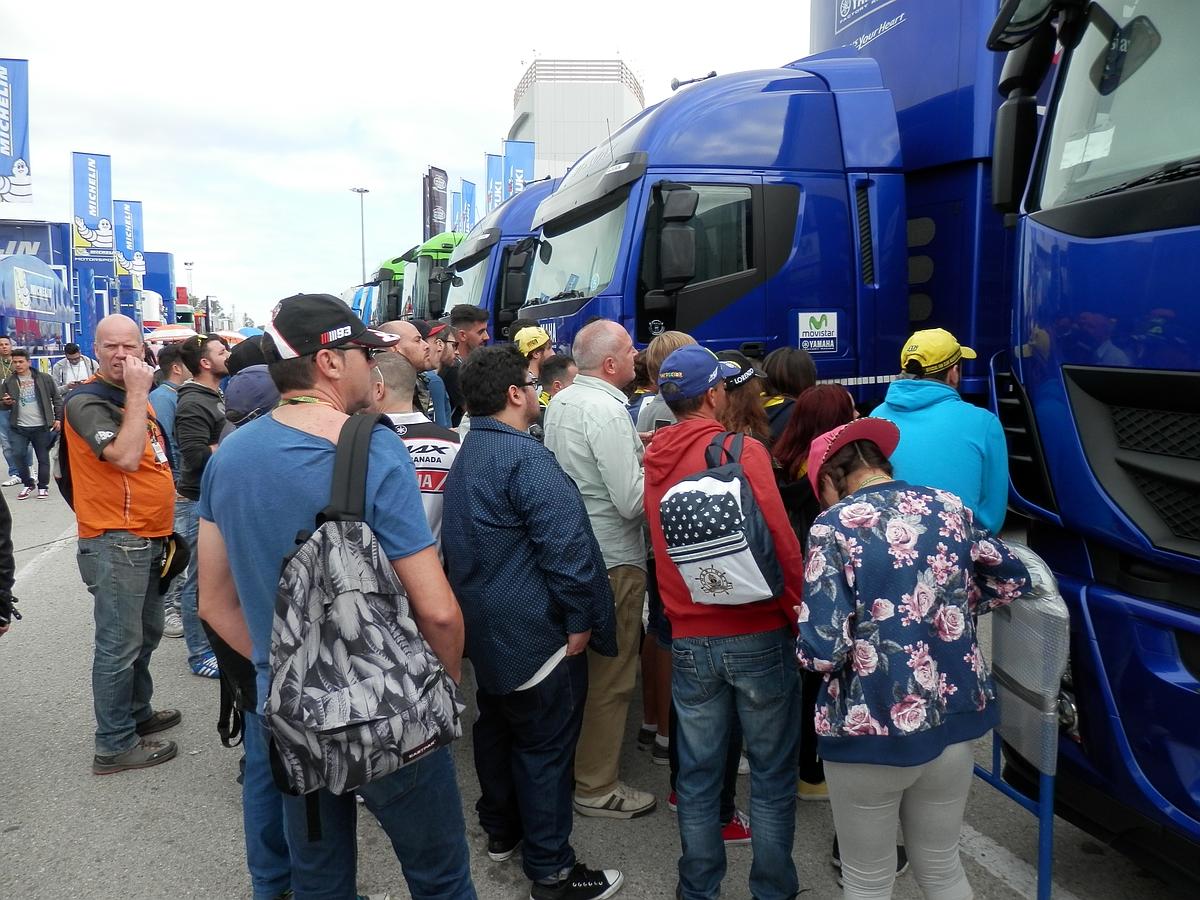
[14,525,77,585]
[960,822,1084,900]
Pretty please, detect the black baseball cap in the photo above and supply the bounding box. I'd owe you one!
[264,293,400,360]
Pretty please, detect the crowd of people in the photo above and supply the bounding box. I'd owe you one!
[8,293,1034,900]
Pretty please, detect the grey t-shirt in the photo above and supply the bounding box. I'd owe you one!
[15,376,44,428]
[635,394,676,433]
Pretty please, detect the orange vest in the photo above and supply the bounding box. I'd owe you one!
[64,389,175,539]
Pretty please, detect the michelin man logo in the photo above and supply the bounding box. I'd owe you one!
[116,250,147,277]
[0,158,32,202]
[75,216,114,249]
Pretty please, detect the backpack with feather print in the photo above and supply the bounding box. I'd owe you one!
[265,414,464,797]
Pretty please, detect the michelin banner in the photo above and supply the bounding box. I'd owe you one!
[427,166,448,239]
[113,199,145,289]
[485,154,503,214]
[461,180,476,230]
[72,152,114,265]
[0,59,32,204]
[503,141,534,201]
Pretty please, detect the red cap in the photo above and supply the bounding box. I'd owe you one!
[807,417,901,497]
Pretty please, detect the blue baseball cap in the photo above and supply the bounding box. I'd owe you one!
[658,346,741,401]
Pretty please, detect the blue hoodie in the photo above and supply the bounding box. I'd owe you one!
[873,379,1008,533]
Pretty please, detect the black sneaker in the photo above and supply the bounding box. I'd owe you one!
[488,835,522,862]
[530,862,624,900]
[651,742,669,766]
[636,726,656,750]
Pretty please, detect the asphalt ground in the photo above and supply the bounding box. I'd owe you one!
[0,489,1192,899]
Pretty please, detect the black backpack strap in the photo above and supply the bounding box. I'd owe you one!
[320,413,385,523]
[704,431,745,468]
[65,380,175,467]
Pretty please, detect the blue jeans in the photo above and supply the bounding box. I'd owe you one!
[170,497,212,667]
[243,712,291,900]
[473,653,588,882]
[672,628,801,900]
[275,746,475,899]
[0,414,31,477]
[10,425,56,489]
[77,531,166,755]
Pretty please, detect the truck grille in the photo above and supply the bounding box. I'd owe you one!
[1064,366,1200,559]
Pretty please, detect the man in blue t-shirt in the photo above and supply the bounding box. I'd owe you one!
[197,293,474,900]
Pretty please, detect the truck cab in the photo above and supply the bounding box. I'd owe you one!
[985,0,1200,880]
[519,61,909,390]
[442,178,556,339]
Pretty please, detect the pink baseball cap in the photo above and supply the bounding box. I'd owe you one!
[807,417,901,496]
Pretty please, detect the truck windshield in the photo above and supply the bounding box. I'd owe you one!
[1038,1,1200,208]
[525,195,628,304]
[443,254,488,316]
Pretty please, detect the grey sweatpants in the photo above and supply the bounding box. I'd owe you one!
[824,740,975,900]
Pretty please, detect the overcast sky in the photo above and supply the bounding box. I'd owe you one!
[4,1,813,324]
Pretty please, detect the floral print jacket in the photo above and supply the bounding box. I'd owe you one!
[796,481,1029,767]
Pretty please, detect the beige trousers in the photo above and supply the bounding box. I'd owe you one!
[573,564,646,798]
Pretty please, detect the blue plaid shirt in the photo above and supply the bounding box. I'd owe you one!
[443,416,617,694]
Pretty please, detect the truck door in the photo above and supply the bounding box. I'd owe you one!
[633,175,766,347]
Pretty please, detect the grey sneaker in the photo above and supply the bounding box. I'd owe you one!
[162,609,184,638]
[93,738,178,774]
[573,783,656,819]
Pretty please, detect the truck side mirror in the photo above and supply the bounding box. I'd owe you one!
[658,184,700,292]
[987,0,1057,51]
[992,22,1057,214]
[660,223,696,291]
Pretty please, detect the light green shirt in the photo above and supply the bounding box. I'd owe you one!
[544,374,646,571]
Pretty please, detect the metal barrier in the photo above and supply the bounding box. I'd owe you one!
[973,542,1070,900]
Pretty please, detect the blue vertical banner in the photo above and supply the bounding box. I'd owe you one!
[72,152,114,265]
[461,179,476,229]
[72,152,114,354]
[113,199,145,289]
[485,153,503,214]
[450,191,463,232]
[503,140,535,200]
[0,59,33,203]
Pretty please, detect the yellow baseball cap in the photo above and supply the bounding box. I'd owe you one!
[900,328,976,376]
[514,326,551,357]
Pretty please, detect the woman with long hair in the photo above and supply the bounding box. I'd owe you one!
[772,384,858,801]
[798,418,1030,899]
[715,351,771,445]
[761,346,818,441]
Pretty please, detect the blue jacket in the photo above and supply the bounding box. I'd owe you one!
[424,370,453,429]
[873,379,1009,533]
[442,416,617,694]
[148,381,181,471]
[797,481,1030,766]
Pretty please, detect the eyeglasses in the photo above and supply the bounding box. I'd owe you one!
[521,377,538,388]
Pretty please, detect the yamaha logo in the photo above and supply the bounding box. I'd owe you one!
[393,423,408,436]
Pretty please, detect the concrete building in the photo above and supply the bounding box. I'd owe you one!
[508,59,645,178]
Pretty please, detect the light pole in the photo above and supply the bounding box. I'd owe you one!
[183,261,194,297]
[350,187,369,284]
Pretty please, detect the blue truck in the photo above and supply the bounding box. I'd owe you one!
[978,0,1200,881]
[522,0,1200,880]
[442,178,556,339]
[518,58,912,391]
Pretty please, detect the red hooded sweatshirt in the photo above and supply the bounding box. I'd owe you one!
[644,416,804,639]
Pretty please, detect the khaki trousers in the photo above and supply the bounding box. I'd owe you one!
[573,564,646,798]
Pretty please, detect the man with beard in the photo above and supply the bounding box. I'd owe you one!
[174,333,231,679]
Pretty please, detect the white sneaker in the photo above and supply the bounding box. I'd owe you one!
[738,753,750,776]
[1,477,21,487]
[162,609,184,639]
[574,782,657,819]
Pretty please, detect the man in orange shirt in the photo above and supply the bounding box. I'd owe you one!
[63,315,181,774]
